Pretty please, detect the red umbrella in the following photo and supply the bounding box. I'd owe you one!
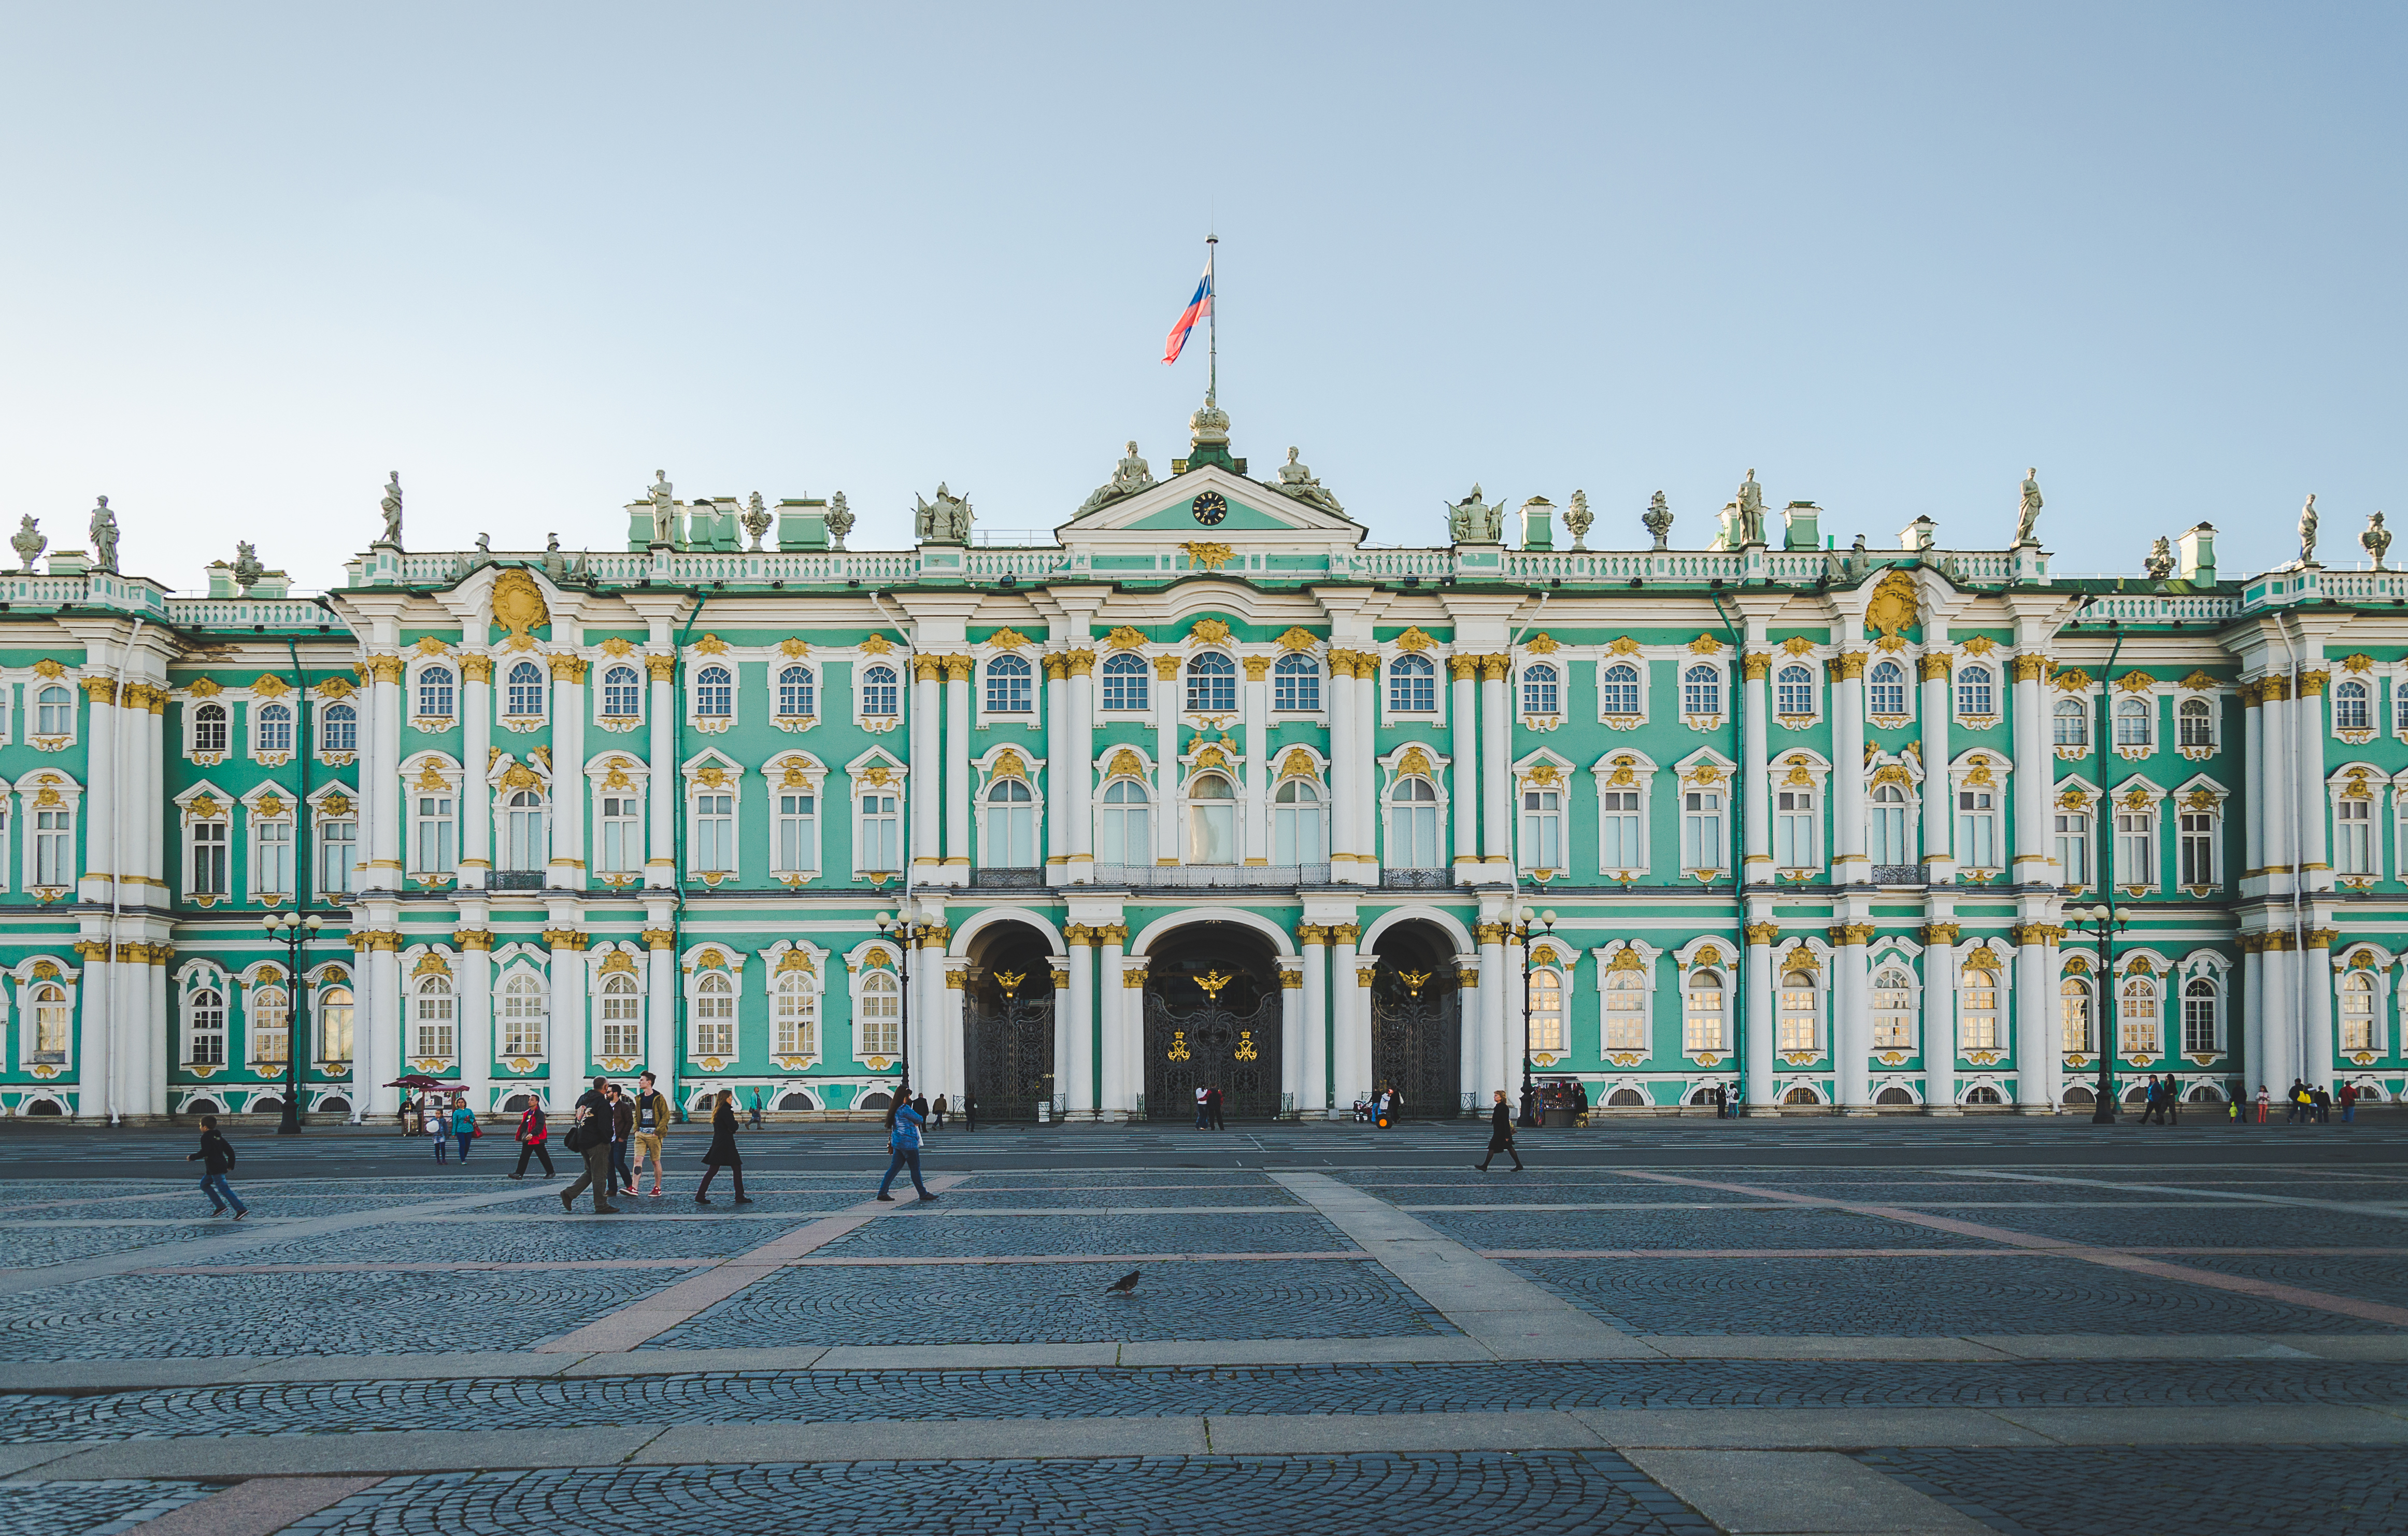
[384,1075,465,1090]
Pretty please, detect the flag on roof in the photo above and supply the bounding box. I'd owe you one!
[1161,251,1213,365]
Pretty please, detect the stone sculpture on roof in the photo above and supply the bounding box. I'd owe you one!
[825,492,854,551]
[1447,485,1504,544]
[1736,471,1766,546]
[1076,442,1158,516]
[2363,510,2390,571]
[2015,468,2043,546]
[1643,491,1673,550]
[915,483,974,544]
[11,516,43,574]
[2300,494,2319,565]
[379,472,404,547]
[88,497,118,573]
[1270,447,1345,518]
[649,472,677,546]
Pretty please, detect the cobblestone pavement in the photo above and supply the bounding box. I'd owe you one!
[2158,1251,2408,1309]
[0,1478,218,1536]
[270,1453,1718,1536]
[1420,1206,2005,1250]
[809,1211,1356,1259]
[1855,1447,2408,1535]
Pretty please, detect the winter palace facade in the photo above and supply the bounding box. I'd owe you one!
[0,410,2398,1123]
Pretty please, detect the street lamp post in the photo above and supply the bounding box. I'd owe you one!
[2065,903,2128,1124]
[261,912,325,1135]
[873,910,928,1100]
[1509,903,1557,1126]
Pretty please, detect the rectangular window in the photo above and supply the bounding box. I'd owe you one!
[1520,788,1562,872]
[1683,978,1724,1053]
[2336,800,2371,878]
[1528,972,1564,1053]
[34,809,70,888]
[31,986,68,1063]
[1961,974,1998,1050]
[777,792,819,873]
[2184,986,2220,1056]
[1681,790,1725,872]
[415,989,455,1059]
[597,983,640,1058]
[1777,977,1817,1052]
[1600,789,1642,870]
[859,792,901,872]
[190,820,227,895]
[501,981,547,1058]
[1873,977,1914,1050]
[1955,789,1997,869]
[2119,984,2156,1056]
[2055,812,2089,887]
[319,986,354,1062]
[599,795,640,874]
[2179,810,2217,886]
[414,796,455,874]
[2116,809,2153,887]
[252,988,289,1064]
[693,793,734,874]
[1775,788,1817,869]
[320,819,356,894]
[257,820,292,897]
[1604,974,1646,1051]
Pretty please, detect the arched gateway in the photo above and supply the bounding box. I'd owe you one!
[1142,922,1282,1120]
[1370,919,1465,1117]
[964,919,1057,1121]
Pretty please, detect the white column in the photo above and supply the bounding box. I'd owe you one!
[939,961,967,1103]
[2010,654,2049,887]
[1242,656,1268,864]
[1450,656,1479,875]
[78,679,116,907]
[1833,922,1871,1109]
[1065,928,1094,1115]
[2260,680,2290,894]
[1355,660,1379,876]
[1745,915,1777,1107]
[644,655,676,889]
[1743,655,1772,878]
[1478,921,1508,1099]
[368,656,404,890]
[1326,652,1358,874]
[1278,954,1303,1114]
[1332,922,1365,1110]
[910,657,941,878]
[2241,940,2265,1102]
[1919,653,1952,873]
[1502,926,1527,1094]
[1480,657,1510,869]
[2304,934,2334,1089]
[1045,656,1068,879]
[1154,656,1180,867]
[2014,924,2053,1110]
[2298,674,2330,883]
[550,658,586,886]
[460,658,492,890]
[548,939,587,1113]
[2261,942,2297,1096]
[2242,685,2265,880]
[1831,651,1868,880]
[1923,922,1959,1110]
[458,933,493,1111]
[1099,923,1130,1113]
[1457,953,1479,1113]
[645,922,675,1093]
[1302,929,1331,1115]
[943,658,971,881]
[365,940,402,1115]
[1066,653,1095,877]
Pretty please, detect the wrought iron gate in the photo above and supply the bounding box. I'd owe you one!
[966,994,1056,1122]
[1143,989,1283,1121]
[1371,976,1464,1118]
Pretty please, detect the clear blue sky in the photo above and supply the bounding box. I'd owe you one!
[2,3,2399,591]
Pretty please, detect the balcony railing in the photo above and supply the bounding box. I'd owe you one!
[1381,867,1452,889]
[970,867,1047,889]
[1868,865,1925,887]
[1089,863,1330,889]
[488,870,545,891]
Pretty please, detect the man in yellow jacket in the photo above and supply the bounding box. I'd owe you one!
[631,1071,674,1198]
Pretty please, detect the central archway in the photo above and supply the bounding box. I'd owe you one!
[1370,919,1465,1118]
[964,919,1057,1122]
[1142,921,1281,1121]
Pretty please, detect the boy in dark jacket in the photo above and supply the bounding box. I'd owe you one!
[186,1115,247,1218]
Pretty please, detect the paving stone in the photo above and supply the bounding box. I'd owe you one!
[1908,1203,2344,1247]
[0,1479,218,1536]
[809,1212,1354,1259]
[0,1224,233,1271]
[1856,1447,2408,1535]
[2156,1252,2408,1310]
[1420,1207,2002,1251]
[225,1219,768,1266]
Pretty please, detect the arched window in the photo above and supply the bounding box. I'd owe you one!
[983,777,1036,867]
[414,975,455,1059]
[1528,968,1564,1054]
[1273,778,1325,865]
[34,685,71,736]
[257,703,293,755]
[417,667,454,719]
[1776,664,1813,715]
[2339,971,2375,1054]
[1873,968,1914,1049]
[193,703,227,755]
[1187,771,1236,863]
[1521,663,1560,716]
[1388,653,1436,713]
[694,665,733,718]
[2061,975,2093,1053]
[597,973,639,1058]
[859,967,901,1056]
[319,984,354,1063]
[501,972,548,1057]
[321,702,357,754]
[2185,975,2222,1055]
[1389,776,1441,869]
[2178,696,2213,748]
[1600,663,1642,717]
[1101,652,1150,711]
[777,664,815,719]
[1099,778,1150,865]
[1868,660,1906,717]
[1777,970,1818,1052]
[602,665,641,717]
[503,789,547,872]
[2054,698,2088,747]
[1186,651,1238,714]
[1682,664,1721,716]
[1273,653,1320,713]
[1683,970,1723,1052]
[1956,665,1993,718]
[188,986,225,1065]
[2118,976,2158,1056]
[985,653,1033,714]
[860,664,899,717]
[25,981,66,1064]
[505,661,545,718]
[1868,783,1911,866]
[693,972,735,1057]
[2114,695,2152,747]
[2335,679,2370,732]
[1962,970,1999,1051]
[1604,964,1646,1051]
[774,969,818,1057]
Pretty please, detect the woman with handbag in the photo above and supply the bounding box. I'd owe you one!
[451,1095,477,1164]
[510,1099,553,1178]
[695,1088,752,1205]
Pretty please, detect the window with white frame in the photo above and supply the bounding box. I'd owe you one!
[1600,662,1642,717]
[1956,665,1994,718]
[1101,653,1150,711]
[254,813,293,899]
[193,702,228,755]
[319,813,355,894]
[33,684,71,736]
[2337,796,2373,877]
[2056,808,2090,887]
[2054,698,2087,747]
[1600,786,1643,870]
[1528,966,1565,1053]
[319,982,354,1063]
[412,789,456,874]
[600,973,643,1059]
[320,702,356,755]
[1388,776,1441,868]
[2339,970,2376,1053]
[1775,786,1818,869]
[1873,967,1914,1049]
[414,975,455,1058]
[1775,664,1813,716]
[1099,779,1149,864]
[1520,784,1563,872]
[692,789,734,874]
[1604,964,1646,1050]
[692,972,735,1056]
[860,664,900,718]
[773,970,817,1056]
[1956,784,1999,869]
[693,665,733,719]
[27,979,67,1063]
[986,654,1034,714]
[501,789,547,872]
[2179,804,2219,886]
[2184,975,2221,1055]
[776,664,815,721]
[2115,696,2153,748]
[1961,968,2000,1051]
[1273,778,1325,864]
[1869,783,1911,865]
[858,967,901,1056]
[2336,679,2372,733]
[1683,969,1724,1051]
[1777,969,1818,1052]
[1682,664,1721,717]
[1521,663,1560,716]
[32,800,70,889]
[1188,771,1237,863]
[601,664,642,718]
[504,661,545,720]
[2118,975,2157,1055]
[2061,975,2093,1053]
[1273,653,1319,712]
[2397,683,2408,736]
[599,794,640,875]
[187,985,225,1064]
[857,786,900,872]
[189,812,229,897]
[250,982,289,1064]
[416,666,454,720]
[1682,787,1726,871]
[2178,697,2213,749]
[1868,660,1907,718]
[501,972,546,1057]
[775,787,818,874]
[2115,802,2155,887]
[1186,652,1237,714]
[1387,653,1436,713]
[985,777,1038,866]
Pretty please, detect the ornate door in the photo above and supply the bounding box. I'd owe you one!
[1143,979,1282,1121]
[966,993,1056,1122]
[1371,970,1464,1117]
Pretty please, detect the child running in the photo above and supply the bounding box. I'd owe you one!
[186,1114,247,1219]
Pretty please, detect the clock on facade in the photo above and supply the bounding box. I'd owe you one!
[1190,492,1228,526]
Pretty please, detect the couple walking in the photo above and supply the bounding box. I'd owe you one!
[560,1075,742,1213]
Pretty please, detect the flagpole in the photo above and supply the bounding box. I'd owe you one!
[1206,233,1218,405]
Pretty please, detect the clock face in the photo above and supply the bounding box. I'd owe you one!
[1191,491,1228,526]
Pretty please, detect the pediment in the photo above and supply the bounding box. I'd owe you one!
[1058,465,1362,547]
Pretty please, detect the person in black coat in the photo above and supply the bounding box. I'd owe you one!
[1477,1089,1523,1171]
[696,1088,751,1205]
[186,1114,247,1217]
[559,1076,621,1215]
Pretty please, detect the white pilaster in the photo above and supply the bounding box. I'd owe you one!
[1099,925,1129,1113]
[1302,930,1330,1116]
[1045,656,1068,880]
[1743,653,1772,878]
[1450,656,1479,875]
[1242,656,1267,864]
[645,655,675,889]
[1919,652,1953,875]
[1479,657,1509,869]
[2304,934,2335,1089]
[943,658,971,882]
[1066,652,1095,878]
[910,657,941,878]
[1065,928,1093,1115]
[1278,953,1302,1115]
[1478,922,1507,1102]
[645,922,675,1097]
[549,937,587,1114]
[2010,653,2049,887]
[1831,646,1868,881]
[368,656,404,890]
[1154,656,1180,867]
[1745,908,1777,1107]
[1326,652,1358,875]
[1833,921,1872,1110]
[458,929,493,1111]
[461,658,492,890]
[1355,662,1380,878]
[1923,916,1959,1111]
[550,658,586,886]
[1332,922,1364,1110]
[2014,925,2053,1110]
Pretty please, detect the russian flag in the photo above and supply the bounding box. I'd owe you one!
[1162,252,1213,364]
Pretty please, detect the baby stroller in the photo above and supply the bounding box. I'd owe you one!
[1351,1096,1375,1122]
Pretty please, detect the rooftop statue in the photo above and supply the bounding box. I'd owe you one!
[915,482,974,544]
[543,532,566,579]
[1447,485,1504,544]
[1077,442,1158,517]
[1642,491,1673,550]
[2364,510,2391,571]
[2143,536,2174,581]
[231,541,264,593]
[742,492,773,552]
[88,496,118,573]
[2015,468,2043,545]
[2300,493,2319,565]
[1563,489,1592,551]
[10,515,44,574]
[1736,470,1766,546]
[1271,446,1345,518]
[825,491,854,551]
[379,472,403,548]
[649,471,677,546]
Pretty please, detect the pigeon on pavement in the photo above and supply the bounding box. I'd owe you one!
[1105,1269,1142,1296]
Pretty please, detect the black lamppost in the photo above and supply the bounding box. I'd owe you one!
[1509,903,1558,1126]
[2064,903,2128,1124]
[261,911,324,1135]
[872,909,930,1098]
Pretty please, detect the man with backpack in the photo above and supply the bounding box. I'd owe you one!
[559,1077,621,1214]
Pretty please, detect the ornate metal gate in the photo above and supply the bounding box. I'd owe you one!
[1371,970,1464,1118]
[1143,984,1282,1121]
[966,992,1056,1122]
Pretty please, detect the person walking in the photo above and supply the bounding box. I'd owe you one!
[1573,1080,1591,1127]
[186,1113,247,1218]
[452,1094,477,1163]
[2167,1080,2181,1126]
[559,1076,621,1214]
[748,1092,765,1132]
[510,1098,553,1178]
[1477,1089,1523,1172]
[607,1083,635,1196]
[630,1072,669,1197]
[695,1088,752,1205]
[876,1090,938,1202]
[1208,1084,1226,1131]
[429,1093,452,1164]
[931,1092,948,1131]
[2257,1083,2270,1123]
[1194,1084,1209,1130]
[2341,1081,2359,1124]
